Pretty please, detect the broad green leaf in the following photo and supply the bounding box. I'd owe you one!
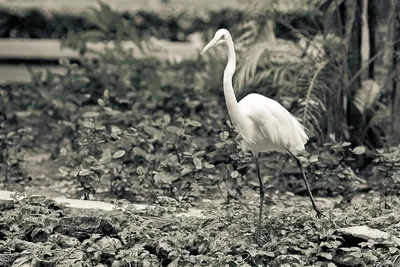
[231,170,239,178]
[215,142,225,148]
[95,125,105,131]
[166,126,179,134]
[168,154,178,163]
[193,151,206,157]
[113,150,126,159]
[98,98,105,106]
[104,109,120,116]
[220,131,229,141]
[193,158,202,169]
[136,166,146,175]
[111,126,122,135]
[352,146,366,155]
[230,154,240,160]
[100,149,112,164]
[154,172,172,185]
[337,173,345,178]
[176,129,185,136]
[133,147,147,157]
[180,166,192,176]
[79,169,91,176]
[309,155,319,163]
[187,120,202,127]
[204,163,215,169]
[82,121,95,129]
[59,166,70,177]
[6,131,15,138]
[342,142,351,147]
[318,252,333,260]
[59,148,67,156]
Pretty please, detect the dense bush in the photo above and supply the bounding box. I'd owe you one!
[2,40,398,205]
[0,5,321,42]
[2,1,399,204]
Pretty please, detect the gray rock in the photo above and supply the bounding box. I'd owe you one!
[336,225,400,246]
[54,216,118,240]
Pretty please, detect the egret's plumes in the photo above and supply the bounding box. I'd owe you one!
[201,29,322,243]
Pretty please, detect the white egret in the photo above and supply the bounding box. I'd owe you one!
[201,29,322,242]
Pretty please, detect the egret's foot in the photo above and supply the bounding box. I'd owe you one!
[315,209,324,218]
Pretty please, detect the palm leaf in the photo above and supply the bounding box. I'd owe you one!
[302,60,328,122]
[234,42,269,91]
[353,79,381,114]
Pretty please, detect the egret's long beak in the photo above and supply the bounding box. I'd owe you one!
[201,38,218,54]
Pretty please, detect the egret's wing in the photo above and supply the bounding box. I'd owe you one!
[239,93,308,150]
[246,103,283,145]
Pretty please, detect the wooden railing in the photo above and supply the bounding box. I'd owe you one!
[0,38,202,84]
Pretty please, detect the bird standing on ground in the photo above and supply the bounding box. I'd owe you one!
[200,29,322,242]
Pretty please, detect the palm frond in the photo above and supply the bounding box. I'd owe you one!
[353,79,381,114]
[234,42,269,91]
[232,1,348,142]
[302,60,328,123]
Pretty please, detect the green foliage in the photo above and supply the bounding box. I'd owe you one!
[352,80,390,147]
[298,134,367,196]
[61,1,147,55]
[0,195,399,266]
[373,147,400,208]
[1,1,391,204]
[0,5,245,41]
[354,80,381,115]
[0,124,32,183]
[19,36,238,200]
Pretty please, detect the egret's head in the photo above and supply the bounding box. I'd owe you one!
[201,28,231,54]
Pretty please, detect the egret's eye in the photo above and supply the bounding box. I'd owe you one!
[221,35,226,40]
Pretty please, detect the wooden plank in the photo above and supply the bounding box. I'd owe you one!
[0,65,67,84]
[0,0,238,13]
[0,38,201,61]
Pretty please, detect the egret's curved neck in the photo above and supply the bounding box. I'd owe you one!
[223,39,240,121]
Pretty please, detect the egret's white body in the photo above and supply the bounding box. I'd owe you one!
[237,93,308,154]
[201,29,321,243]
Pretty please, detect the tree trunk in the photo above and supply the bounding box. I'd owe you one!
[370,0,397,143]
[360,0,370,81]
[344,0,361,141]
[371,0,395,89]
[393,10,400,144]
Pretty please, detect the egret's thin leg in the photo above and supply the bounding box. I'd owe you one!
[255,154,265,243]
[286,149,322,217]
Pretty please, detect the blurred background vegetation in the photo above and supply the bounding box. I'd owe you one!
[0,0,399,207]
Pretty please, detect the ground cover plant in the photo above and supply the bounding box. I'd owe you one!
[1,0,400,266]
[0,193,399,266]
